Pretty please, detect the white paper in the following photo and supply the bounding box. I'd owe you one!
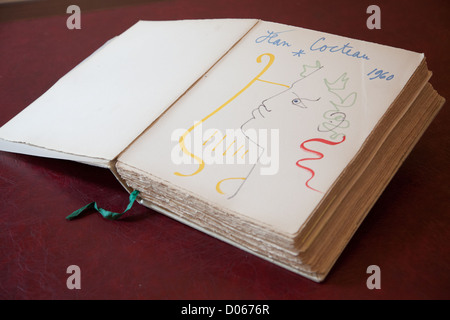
[0,19,257,162]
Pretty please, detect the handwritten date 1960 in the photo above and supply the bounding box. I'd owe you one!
[367,68,394,81]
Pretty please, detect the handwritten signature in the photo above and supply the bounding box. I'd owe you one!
[255,30,292,47]
[310,37,370,60]
[255,30,370,61]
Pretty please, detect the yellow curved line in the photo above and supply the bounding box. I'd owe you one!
[174,53,276,177]
[216,177,246,195]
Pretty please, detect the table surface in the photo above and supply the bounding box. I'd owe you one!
[0,0,449,300]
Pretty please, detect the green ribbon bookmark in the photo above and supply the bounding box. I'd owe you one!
[66,190,140,221]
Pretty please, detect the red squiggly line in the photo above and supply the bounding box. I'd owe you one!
[296,136,346,193]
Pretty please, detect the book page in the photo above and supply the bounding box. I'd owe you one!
[0,19,257,164]
[118,20,424,234]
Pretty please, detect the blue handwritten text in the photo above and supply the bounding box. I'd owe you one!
[367,68,394,81]
[292,49,306,57]
[255,30,292,47]
[310,37,370,60]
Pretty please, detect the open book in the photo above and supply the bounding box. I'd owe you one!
[0,19,445,282]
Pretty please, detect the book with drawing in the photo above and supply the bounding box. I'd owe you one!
[0,19,445,282]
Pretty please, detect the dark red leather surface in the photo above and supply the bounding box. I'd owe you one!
[0,0,449,299]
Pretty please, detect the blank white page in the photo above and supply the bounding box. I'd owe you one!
[0,19,257,164]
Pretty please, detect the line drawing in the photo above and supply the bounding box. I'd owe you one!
[173,54,345,199]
